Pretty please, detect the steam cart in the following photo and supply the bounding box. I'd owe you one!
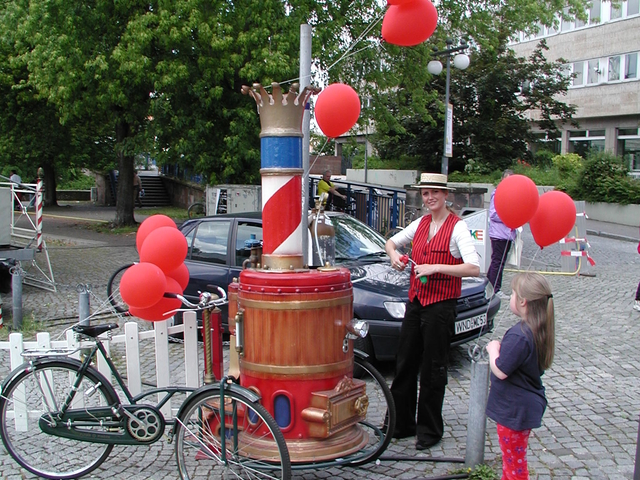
[172,83,396,479]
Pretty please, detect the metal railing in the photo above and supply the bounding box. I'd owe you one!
[309,177,418,236]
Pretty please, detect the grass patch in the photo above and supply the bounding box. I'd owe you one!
[82,206,190,235]
[0,314,41,341]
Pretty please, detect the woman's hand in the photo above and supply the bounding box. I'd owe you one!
[414,263,438,279]
[486,340,501,357]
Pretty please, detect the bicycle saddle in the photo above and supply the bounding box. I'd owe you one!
[72,323,119,338]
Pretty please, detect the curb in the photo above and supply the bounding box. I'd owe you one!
[586,229,638,243]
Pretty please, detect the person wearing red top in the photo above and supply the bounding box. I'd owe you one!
[385,173,480,450]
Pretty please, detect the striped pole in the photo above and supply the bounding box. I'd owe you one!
[36,178,43,252]
[243,83,318,270]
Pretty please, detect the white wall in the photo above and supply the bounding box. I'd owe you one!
[346,169,418,188]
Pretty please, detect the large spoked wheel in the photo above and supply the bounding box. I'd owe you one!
[348,355,396,467]
[175,387,291,479]
[0,360,119,479]
[107,263,134,314]
[187,202,206,219]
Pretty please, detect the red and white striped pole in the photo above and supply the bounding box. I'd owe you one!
[242,82,318,270]
[36,178,43,252]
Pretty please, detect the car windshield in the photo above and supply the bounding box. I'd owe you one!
[331,214,387,261]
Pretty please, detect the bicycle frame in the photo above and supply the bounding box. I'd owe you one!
[30,333,196,445]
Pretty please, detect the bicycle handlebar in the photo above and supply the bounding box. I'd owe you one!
[164,286,228,312]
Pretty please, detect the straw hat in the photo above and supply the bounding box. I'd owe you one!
[412,173,455,190]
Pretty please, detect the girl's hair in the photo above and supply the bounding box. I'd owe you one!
[511,272,555,370]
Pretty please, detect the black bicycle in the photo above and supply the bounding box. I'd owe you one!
[0,289,291,479]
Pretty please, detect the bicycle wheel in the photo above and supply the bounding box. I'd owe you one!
[107,263,134,314]
[0,360,119,479]
[188,202,206,219]
[348,355,395,466]
[175,387,291,479]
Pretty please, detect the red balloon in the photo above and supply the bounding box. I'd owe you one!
[387,0,414,4]
[136,215,177,252]
[166,263,190,291]
[494,175,539,229]
[315,83,361,138]
[120,262,167,309]
[129,278,183,322]
[140,226,188,273]
[382,0,438,47]
[529,191,577,248]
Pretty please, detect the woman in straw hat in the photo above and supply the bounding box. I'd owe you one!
[385,172,480,450]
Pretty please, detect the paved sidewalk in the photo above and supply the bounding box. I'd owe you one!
[1,203,639,479]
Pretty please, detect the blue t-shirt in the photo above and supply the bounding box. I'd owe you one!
[486,321,547,431]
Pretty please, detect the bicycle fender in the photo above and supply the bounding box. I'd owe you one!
[174,381,262,423]
[353,348,370,361]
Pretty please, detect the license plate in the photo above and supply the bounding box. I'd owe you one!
[455,313,487,335]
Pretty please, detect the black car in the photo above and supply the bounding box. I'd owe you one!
[179,211,501,362]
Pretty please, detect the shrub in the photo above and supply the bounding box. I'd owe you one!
[576,151,640,204]
[532,149,555,168]
[552,153,583,175]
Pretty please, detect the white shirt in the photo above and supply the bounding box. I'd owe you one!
[9,173,21,185]
[390,215,480,267]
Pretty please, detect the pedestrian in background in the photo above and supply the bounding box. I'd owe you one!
[385,173,480,450]
[488,169,516,298]
[133,170,143,208]
[486,272,555,480]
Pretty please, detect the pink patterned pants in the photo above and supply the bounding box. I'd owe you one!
[496,424,531,480]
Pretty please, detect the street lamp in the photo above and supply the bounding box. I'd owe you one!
[427,39,470,175]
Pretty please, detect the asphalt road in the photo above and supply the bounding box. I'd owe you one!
[1,204,639,479]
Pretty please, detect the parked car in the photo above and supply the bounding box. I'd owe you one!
[178,211,501,362]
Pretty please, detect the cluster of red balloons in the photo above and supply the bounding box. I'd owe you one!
[382,0,438,47]
[495,175,577,248]
[120,215,189,321]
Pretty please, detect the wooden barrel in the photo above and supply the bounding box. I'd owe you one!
[237,267,367,462]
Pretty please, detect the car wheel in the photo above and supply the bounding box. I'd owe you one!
[353,335,375,378]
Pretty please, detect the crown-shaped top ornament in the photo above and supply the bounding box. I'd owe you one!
[242,82,320,138]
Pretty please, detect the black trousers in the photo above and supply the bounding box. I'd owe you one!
[390,298,456,443]
[488,238,512,292]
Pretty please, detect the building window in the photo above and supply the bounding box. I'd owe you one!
[628,0,639,15]
[608,56,621,80]
[618,128,640,170]
[590,0,602,23]
[561,7,573,31]
[626,53,638,79]
[569,130,606,157]
[573,62,584,86]
[610,1,623,18]
[587,60,600,84]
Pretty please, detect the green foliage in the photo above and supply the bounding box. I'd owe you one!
[532,149,556,168]
[574,151,640,204]
[452,464,499,480]
[552,153,583,175]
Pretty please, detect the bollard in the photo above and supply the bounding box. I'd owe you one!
[78,285,90,326]
[465,359,490,468]
[11,267,23,330]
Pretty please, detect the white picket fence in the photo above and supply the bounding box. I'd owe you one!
[0,311,201,420]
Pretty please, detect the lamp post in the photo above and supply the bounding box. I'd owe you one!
[427,39,470,175]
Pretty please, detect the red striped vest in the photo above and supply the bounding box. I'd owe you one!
[409,214,463,306]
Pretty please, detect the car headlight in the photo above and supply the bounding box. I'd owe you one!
[384,301,406,319]
[484,281,495,301]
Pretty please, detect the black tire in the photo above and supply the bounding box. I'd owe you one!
[0,360,119,479]
[187,202,206,219]
[174,387,291,479]
[349,356,396,467]
[353,336,375,378]
[107,263,134,314]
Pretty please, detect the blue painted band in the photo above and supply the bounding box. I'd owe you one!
[261,137,302,169]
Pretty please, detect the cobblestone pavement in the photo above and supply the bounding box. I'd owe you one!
[1,207,639,479]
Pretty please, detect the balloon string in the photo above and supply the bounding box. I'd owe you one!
[277,10,385,88]
[308,138,330,174]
